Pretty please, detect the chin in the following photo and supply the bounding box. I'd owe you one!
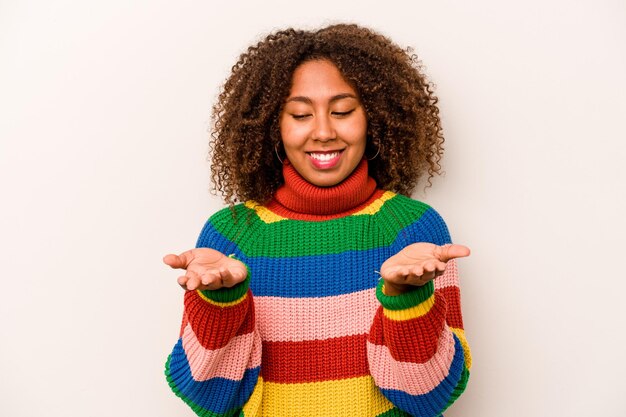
[307,174,345,187]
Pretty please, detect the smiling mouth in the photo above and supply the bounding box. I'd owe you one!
[306,150,344,169]
[307,150,343,161]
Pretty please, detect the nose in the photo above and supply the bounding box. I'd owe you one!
[312,114,336,142]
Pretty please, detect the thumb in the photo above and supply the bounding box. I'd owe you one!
[163,251,193,269]
[437,244,471,262]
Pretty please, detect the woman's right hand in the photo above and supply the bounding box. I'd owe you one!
[163,248,247,291]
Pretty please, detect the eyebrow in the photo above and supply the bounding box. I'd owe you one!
[285,93,358,104]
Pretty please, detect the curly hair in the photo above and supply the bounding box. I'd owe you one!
[210,23,445,205]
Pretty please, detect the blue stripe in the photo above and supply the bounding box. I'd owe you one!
[379,335,465,417]
[196,222,242,255]
[196,207,451,298]
[403,207,452,247]
[245,248,390,297]
[167,338,259,414]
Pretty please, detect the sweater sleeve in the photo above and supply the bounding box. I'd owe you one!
[366,206,471,417]
[164,214,263,417]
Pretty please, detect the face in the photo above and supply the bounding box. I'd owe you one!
[279,59,367,187]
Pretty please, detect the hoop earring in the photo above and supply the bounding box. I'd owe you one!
[274,142,284,164]
[366,142,381,161]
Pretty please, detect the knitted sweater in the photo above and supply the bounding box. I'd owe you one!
[165,159,471,417]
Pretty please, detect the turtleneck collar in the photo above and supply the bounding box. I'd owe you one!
[269,158,378,219]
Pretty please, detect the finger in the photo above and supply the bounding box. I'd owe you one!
[409,272,435,286]
[437,244,471,262]
[230,265,247,283]
[408,265,424,277]
[203,276,223,290]
[221,265,247,288]
[422,262,439,282]
[422,270,437,282]
[163,254,182,268]
[381,266,409,282]
[404,272,418,285]
[432,261,447,278]
[185,278,198,291]
[404,273,425,286]
[219,267,237,288]
[423,261,436,273]
[177,275,189,289]
[163,250,194,269]
[185,270,202,291]
[200,270,220,286]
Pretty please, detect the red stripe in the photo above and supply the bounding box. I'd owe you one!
[265,189,387,221]
[437,286,464,329]
[260,334,369,383]
[184,290,254,350]
[178,311,189,338]
[367,292,447,363]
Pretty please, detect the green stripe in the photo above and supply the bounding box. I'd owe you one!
[376,279,435,311]
[164,354,240,417]
[210,195,430,258]
[199,269,250,303]
[442,367,470,413]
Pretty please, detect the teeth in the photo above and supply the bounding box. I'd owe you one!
[309,152,340,161]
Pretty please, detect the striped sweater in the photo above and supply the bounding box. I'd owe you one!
[165,159,471,416]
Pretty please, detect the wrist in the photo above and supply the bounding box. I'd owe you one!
[198,274,250,303]
[376,279,434,310]
[198,260,251,304]
[381,281,414,296]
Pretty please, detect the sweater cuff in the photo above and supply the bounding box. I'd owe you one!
[376,279,434,310]
[198,261,251,304]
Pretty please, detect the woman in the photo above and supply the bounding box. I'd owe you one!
[164,23,471,417]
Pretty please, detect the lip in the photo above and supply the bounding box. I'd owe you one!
[306,149,344,170]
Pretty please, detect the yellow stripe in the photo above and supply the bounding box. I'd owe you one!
[196,290,248,307]
[245,201,286,224]
[246,192,395,222]
[383,293,435,321]
[260,376,394,416]
[353,191,396,216]
[450,327,472,370]
[242,376,264,417]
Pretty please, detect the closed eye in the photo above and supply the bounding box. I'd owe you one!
[332,109,355,117]
[292,114,311,120]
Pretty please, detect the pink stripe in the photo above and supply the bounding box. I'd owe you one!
[181,323,262,381]
[255,288,379,342]
[366,326,456,395]
[434,258,460,290]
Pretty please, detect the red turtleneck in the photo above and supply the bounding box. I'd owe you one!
[265,158,385,221]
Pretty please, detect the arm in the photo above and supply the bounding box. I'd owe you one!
[164,217,262,417]
[367,207,471,417]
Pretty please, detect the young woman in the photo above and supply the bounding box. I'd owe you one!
[163,23,472,417]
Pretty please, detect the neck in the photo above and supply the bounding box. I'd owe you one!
[267,159,379,220]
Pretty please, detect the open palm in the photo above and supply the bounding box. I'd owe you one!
[380,243,470,295]
[163,248,247,291]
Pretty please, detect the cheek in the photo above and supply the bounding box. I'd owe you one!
[278,114,289,140]
[344,116,368,146]
[279,119,293,147]
[280,121,307,149]
[279,126,295,150]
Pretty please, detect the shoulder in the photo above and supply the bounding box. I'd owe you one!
[200,203,247,231]
[379,192,452,245]
[196,203,258,249]
[205,203,247,225]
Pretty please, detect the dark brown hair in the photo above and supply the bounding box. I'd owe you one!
[210,23,445,205]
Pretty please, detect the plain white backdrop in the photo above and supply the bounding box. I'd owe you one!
[1,1,625,416]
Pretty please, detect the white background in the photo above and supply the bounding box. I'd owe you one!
[1,1,625,416]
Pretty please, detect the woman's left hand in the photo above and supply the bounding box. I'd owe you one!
[380,243,471,296]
